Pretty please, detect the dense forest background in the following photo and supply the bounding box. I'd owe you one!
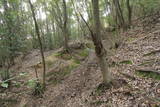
[0,0,160,106]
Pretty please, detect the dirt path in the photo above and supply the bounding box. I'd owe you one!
[31,50,102,107]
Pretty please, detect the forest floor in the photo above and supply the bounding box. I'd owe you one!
[1,15,160,107]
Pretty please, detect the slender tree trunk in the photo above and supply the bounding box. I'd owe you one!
[70,0,86,40]
[126,0,132,26]
[62,0,69,52]
[92,0,111,84]
[113,0,126,30]
[28,0,46,89]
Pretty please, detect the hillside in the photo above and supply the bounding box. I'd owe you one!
[0,13,160,107]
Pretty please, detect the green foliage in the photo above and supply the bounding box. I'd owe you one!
[119,60,133,65]
[12,81,21,88]
[1,82,9,88]
[137,0,160,15]
[27,79,38,88]
[27,78,44,95]
[33,82,44,95]
[0,0,26,66]
[0,71,27,88]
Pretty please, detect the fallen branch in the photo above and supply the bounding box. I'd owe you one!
[136,67,160,75]
[143,49,160,56]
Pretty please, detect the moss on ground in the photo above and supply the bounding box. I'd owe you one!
[119,60,133,65]
[78,48,89,57]
[45,46,90,85]
[136,71,160,80]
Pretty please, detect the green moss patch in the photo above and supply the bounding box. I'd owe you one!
[45,46,90,85]
[136,71,160,80]
[78,48,89,57]
[119,60,133,65]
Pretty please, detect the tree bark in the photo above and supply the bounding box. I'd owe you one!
[92,0,112,84]
[126,0,132,26]
[28,0,46,89]
[62,0,69,52]
[113,0,126,30]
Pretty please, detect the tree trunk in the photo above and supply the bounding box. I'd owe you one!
[62,0,69,52]
[113,0,126,31]
[126,0,132,26]
[28,0,46,89]
[92,0,112,84]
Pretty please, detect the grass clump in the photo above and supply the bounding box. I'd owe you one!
[27,79,44,96]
